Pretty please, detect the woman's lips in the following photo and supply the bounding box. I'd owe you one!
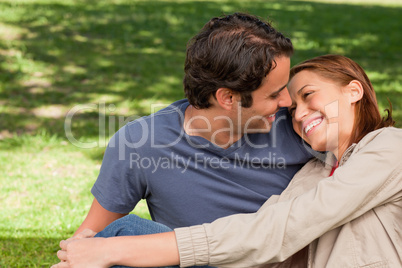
[303,117,323,136]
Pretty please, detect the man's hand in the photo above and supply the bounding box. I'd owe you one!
[51,237,110,268]
[69,228,98,241]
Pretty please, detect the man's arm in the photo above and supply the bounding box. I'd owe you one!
[74,198,127,236]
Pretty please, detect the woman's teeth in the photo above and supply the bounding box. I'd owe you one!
[304,118,323,134]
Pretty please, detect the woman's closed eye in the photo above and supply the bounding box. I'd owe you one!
[302,91,313,100]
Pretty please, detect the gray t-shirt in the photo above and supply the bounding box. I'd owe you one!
[92,99,312,228]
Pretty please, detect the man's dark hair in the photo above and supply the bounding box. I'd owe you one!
[183,13,293,109]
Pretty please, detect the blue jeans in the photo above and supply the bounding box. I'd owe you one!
[95,214,212,268]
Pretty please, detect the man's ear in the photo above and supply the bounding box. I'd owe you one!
[215,88,236,110]
[347,80,364,104]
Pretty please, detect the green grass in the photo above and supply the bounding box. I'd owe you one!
[0,0,401,266]
[0,132,151,267]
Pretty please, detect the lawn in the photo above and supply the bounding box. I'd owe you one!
[0,0,401,266]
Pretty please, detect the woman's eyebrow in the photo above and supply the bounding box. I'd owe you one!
[297,84,312,95]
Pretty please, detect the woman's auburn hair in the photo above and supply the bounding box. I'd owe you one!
[289,54,395,145]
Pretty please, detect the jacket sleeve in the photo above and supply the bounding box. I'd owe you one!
[174,128,402,267]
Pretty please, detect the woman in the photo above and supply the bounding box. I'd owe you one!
[53,55,401,268]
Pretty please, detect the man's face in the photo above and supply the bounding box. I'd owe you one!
[234,56,292,133]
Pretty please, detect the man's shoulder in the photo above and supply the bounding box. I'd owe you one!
[122,99,187,132]
[112,99,188,148]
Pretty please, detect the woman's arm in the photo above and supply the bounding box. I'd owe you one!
[175,128,402,267]
[53,232,180,268]
[53,128,402,268]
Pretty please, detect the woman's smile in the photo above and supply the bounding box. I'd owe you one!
[302,116,324,136]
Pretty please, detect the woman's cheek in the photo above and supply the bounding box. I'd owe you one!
[292,119,303,137]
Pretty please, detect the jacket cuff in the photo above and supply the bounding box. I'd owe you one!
[174,225,210,267]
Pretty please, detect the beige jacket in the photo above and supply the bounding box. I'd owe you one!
[174,127,402,268]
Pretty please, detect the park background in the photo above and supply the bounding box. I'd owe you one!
[0,0,401,266]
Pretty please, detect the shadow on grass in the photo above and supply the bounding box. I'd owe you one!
[0,235,62,267]
[0,0,401,142]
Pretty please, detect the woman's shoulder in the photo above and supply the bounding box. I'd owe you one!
[346,127,402,174]
[355,127,402,151]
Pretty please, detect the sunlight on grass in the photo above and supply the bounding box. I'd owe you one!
[325,34,379,54]
[301,0,402,6]
[291,31,320,51]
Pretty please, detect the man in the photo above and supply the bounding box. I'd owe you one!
[73,13,312,236]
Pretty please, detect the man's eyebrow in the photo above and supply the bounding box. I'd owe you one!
[270,84,287,95]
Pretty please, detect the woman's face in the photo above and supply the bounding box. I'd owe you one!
[288,70,359,159]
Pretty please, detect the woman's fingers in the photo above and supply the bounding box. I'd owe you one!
[51,261,69,268]
[57,249,68,261]
[60,239,69,250]
[55,237,109,268]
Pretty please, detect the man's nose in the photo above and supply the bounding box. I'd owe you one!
[278,88,292,107]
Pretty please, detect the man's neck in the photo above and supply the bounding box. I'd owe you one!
[184,105,243,149]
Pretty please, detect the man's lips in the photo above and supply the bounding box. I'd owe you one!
[267,113,275,121]
[266,109,280,122]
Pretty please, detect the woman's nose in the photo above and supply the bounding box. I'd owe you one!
[294,104,308,122]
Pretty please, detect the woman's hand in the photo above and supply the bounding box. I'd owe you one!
[52,237,110,268]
